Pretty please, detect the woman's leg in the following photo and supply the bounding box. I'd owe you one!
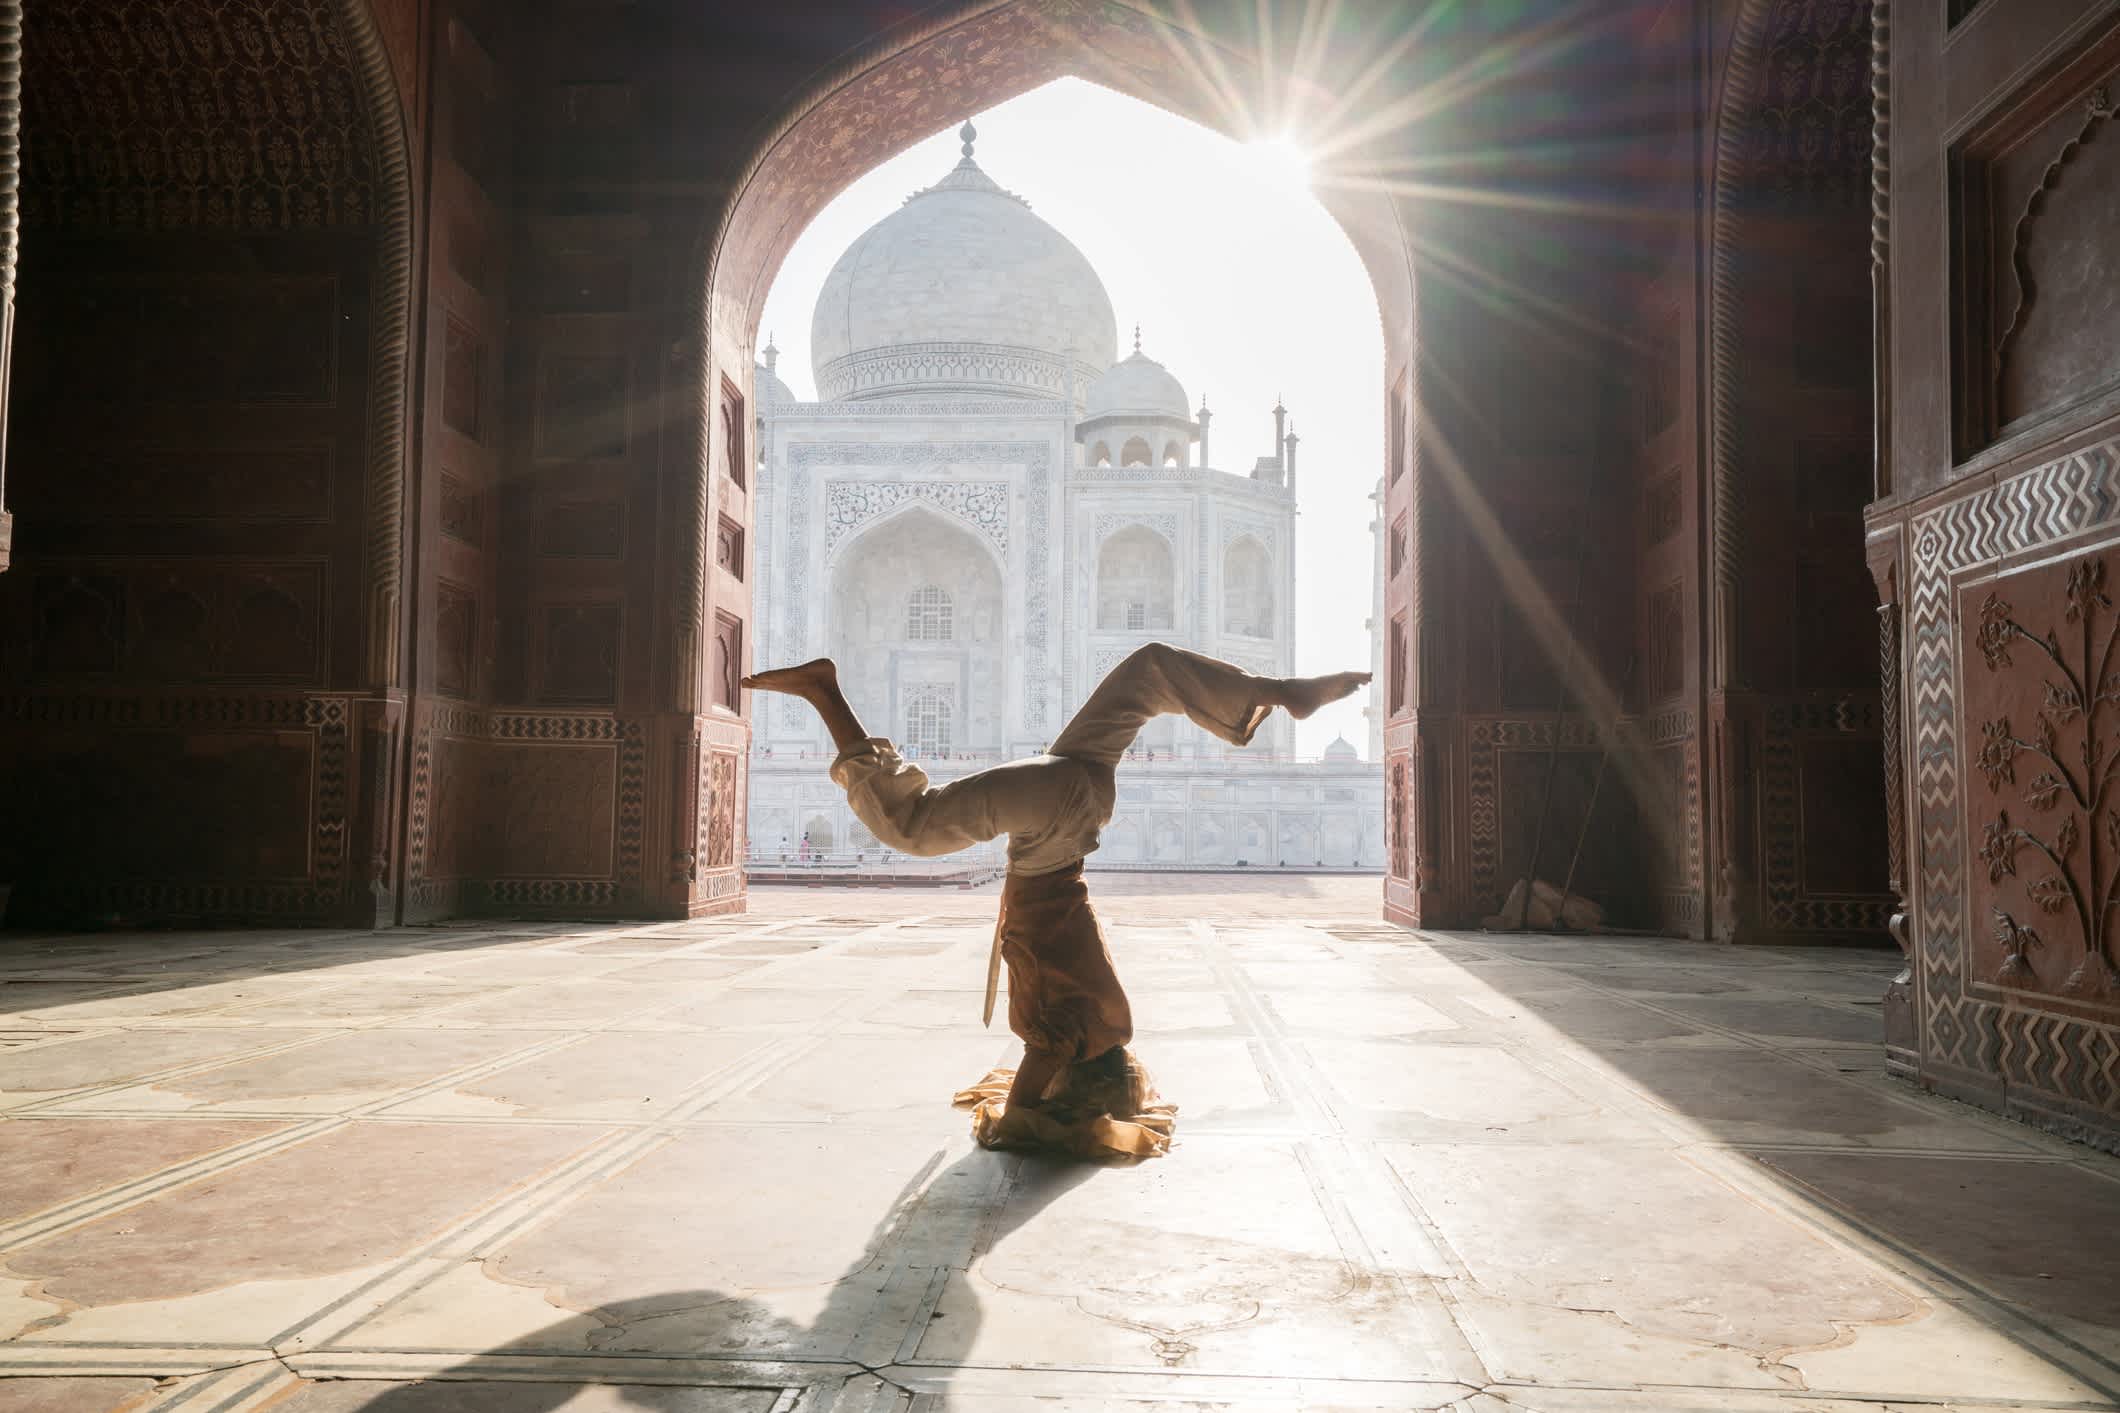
[1049,641,1370,766]
[741,658,865,751]
[746,658,1070,857]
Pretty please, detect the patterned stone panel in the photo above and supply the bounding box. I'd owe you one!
[1960,41,2120,443]
[1910,434,2120,1135]
[1958,549,2120,1000]
[1759,697,1893,935]
[24,0,378,232]
[786,442,1048,727]
[0,693,355,924]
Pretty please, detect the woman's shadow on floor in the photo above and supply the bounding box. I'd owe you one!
[341,1144,1107,1410]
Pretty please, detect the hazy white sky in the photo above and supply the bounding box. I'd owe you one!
[759,77,1384,758]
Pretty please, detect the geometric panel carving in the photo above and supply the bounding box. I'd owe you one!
[533,254,630,314]
[705,749,738,869]
[712,611,743,713]
[1995,92,2120,429]
[1910,435,2120,1128]
[435,581,477,698]
[443,317,483,442]
[29,563,325,683]
[540,603,620,705]
[538,496,625,558]
[222,572,321,680]
[1798,737,1889,896]
[31,574,124,673]
[439,474,480,545]
[720,376,746,490]
[538,355,628,462]
[1961,550,2120,999]
[1647,581,1684,701]
[716,515,746,581]
[37,276,338,406]
[20,444,335,523]
[477,742,616,878]
[1644,471,1682,547]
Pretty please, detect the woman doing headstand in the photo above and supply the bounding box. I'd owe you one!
[743,642,1368,1160]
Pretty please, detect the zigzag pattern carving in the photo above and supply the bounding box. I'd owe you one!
[1910,436,2120,1104]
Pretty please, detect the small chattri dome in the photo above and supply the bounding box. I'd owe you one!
[1085,338,1191,422]
[1323,735,1359,762]
[755,359,796,407]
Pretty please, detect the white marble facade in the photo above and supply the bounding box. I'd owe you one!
[748,126,1383,869]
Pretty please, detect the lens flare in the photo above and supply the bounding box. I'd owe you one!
[1250,134,1313,192]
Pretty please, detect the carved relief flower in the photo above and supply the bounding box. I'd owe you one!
[1992,907,2041,983]
[2030,875,2071,914]
[2045,678,2085,722]
[1976,594,2016,669]
[1979,813,2021,883]
[2064,557,2110,624]
[1976,719,2017,792]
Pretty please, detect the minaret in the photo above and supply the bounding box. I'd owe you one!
[762,334,779,379]
[1197,396,1212,468]
[1284,420,1299,498]
[1272,394,1287,470]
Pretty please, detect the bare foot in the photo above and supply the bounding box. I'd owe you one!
[1279,670,1371,720]
[740,657,839,698]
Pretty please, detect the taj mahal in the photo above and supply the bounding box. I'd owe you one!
[746,125,1385,869]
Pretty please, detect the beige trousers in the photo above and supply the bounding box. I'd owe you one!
[827,642,1276,874]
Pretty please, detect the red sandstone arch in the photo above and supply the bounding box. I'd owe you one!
[691,1,1418,916]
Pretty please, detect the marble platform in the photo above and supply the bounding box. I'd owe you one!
[1,876,2114,1411]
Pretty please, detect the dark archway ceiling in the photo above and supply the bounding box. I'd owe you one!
[25,0,377,231]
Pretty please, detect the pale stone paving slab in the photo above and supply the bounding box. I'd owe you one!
[0,879,2114,1410]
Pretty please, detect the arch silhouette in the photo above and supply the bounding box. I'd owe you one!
[1097,525,1175,631]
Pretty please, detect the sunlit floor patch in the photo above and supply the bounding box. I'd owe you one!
[0,878,2115,1411]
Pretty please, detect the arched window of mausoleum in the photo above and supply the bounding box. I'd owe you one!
[906,585,954,641]
[1163,442,1185,467]
[1090,441,1112,467]
[1224,535,1273,637]
[1098,525,1175,630]
[906,691,953,755]
[1120,436,1154,467]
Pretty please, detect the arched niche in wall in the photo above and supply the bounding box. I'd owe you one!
[829,505,1005,752]
[1224,534,1274,637]
[1097,525,1175,631]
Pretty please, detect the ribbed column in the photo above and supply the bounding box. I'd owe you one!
[331,0,414,688]
[0,0,21,574]
[1871,0,1892,498]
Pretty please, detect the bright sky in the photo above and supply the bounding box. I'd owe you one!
[759,77,1384,759]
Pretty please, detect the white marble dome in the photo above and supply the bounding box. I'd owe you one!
[754,357,796,407]
[1086,346,1190,422]
[811,125,1117,404]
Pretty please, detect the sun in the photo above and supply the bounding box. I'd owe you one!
[1249,133,1313,193]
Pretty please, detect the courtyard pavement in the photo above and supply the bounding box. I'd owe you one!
[1,876,2116,1411]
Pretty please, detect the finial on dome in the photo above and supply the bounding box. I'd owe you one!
[1133,324,1142,354]
[960,121,977,158]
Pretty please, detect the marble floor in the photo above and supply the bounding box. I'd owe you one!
[2,876,2116,1412]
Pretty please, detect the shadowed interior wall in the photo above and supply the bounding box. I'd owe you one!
[0,0,401,926]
